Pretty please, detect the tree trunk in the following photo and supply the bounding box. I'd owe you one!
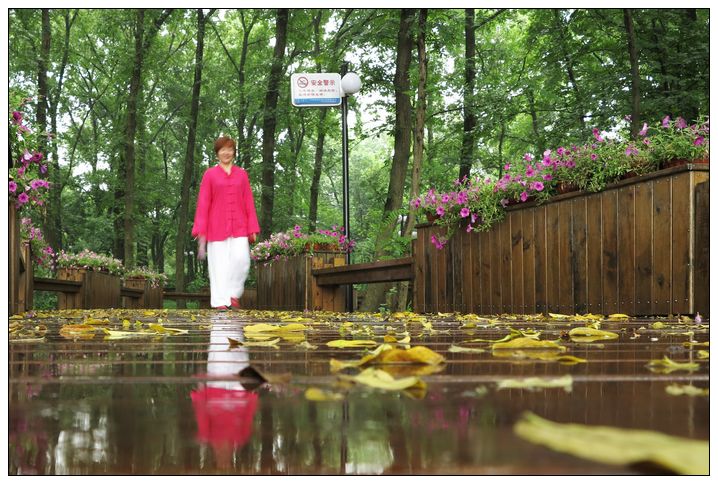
[175,9,207,305]
[624,9,641,138]
[259,8,289,240]
[553,9,586,130]
[122,9,146,269]
[527,88,545,156]
[360,9,415,312]
[37,9,54,245]
[458,8,476,182]
[398,8,428,311]
[308,12,327,232]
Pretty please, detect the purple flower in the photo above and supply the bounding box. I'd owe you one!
[17,192,29,205]
[590,154,598,161]
[12,111,23,124]
[542,174,553,181]
[531,181,544,192]
[566,160,576,168]
[625,145,639,156]
[638,123,648,136]
[643,138,651,146]
[662,115,671,128]
[40,164,48,174]
[411,198,421,209]
[525,166,536,177]
[441,194,451,203]
[30,152,43,162]
[466,224,473,233]
[543,149,552,162]
[436,206,445,217]
[592,128,604,142]
[17,166,25,176]
[9,181,17,193]
[460,207,470,218]
[676,117,687,129]
[30,179,43,190]
[503,163,511,171]
[523,153,533,162]
[694,136,705,146]
[520,191,529,202]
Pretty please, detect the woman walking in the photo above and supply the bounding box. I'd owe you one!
[192,136,260,310]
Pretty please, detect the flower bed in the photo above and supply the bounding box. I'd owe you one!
[250,225,356,264]
[124,267,168,288]
[56,249,125,276]
[412,115,709,249]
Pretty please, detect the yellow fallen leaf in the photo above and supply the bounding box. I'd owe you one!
[326,339,378,348]
[84,317,110,325]
[448,344,486,354]
[514,412,708,475]
[647,356,700,373]
[549,313,572,319]
[497,375,573,392]
[341,367,422,391]
[397,335,411,344]
[492,337,566,351]
[122,319,131,329]
[375,346,445,365]
[652,322,666,329]
[607,313,630,320]
[103,329,155,339]
[696,350,709,359]
[245,323,308,333]
[280,316,312,323]
[568,327,619,342]
[59,324,97,339]
[228,337,280,347]
[148,323,189,335]
[665,384,708,397]
[304,387,345,402]
[384,335,398,343]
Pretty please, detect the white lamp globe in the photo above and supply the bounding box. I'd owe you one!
[341,72,361,96]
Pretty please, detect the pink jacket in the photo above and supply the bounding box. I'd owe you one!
[192,164,261,242]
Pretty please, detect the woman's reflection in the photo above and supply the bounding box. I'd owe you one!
[191,321,258,470]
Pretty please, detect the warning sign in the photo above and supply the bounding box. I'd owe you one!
[290,73,342,107]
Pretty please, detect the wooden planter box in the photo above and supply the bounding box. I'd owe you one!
[57,268,122,309]
[414,164,709,317]
[256,252,346,311]
[123,277,164,309]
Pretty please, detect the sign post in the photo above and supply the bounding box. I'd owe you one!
[291,67,361,312]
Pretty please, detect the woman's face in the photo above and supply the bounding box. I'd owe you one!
[218,145,235,164]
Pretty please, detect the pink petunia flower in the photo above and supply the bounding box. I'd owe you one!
[436,206,445,216]
[638,123,649,136]
[520,191,529,202]
[662,115,671,128]
[694,136,705,146]
[675,117,687,129]
[17,192,29,205]
[9,181,17,193]
[460,207,470,218]
[531,181,544,192]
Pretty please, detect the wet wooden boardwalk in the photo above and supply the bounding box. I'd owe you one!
[9,309,709,475]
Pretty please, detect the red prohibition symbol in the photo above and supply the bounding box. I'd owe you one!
[297,76,309,88]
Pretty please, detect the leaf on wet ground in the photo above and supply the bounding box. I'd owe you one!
[103,328,156,339]
[296,341,318,350]
[244,323,308,334]
[568,327,620,342]
[326,339,378,348]
[513,411,708,475]
[607,313,630,321]
[492,337,566,351]
[496,375,573,392]
[304,387,345,402]
[148,323,189,335]
[330,344,444,372]
[339,367,426,394]
[448,344,486,353]
[59,324,98,339]
[696,350,709,359]
[665,384,708,397]
[228,337,281,347]
[646,356,700,373]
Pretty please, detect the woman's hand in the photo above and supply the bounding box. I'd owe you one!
[248,233,258,244]
[197,236,207,260]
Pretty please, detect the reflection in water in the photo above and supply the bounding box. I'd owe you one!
[190,320,259,469]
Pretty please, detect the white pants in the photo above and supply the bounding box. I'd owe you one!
[207,237,251,308]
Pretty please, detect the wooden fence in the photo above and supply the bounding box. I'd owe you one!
[413,164,709,316]
[9,201,32,315]
[256,252,346,311]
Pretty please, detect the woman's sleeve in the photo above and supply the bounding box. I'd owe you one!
[241,169,261,234]
[192,169,212,238]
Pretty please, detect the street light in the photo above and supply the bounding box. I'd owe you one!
[340,65,361,312]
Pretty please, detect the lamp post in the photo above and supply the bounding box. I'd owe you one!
[340,65,361,312]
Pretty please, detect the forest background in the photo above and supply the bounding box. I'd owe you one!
[7,8,709,310]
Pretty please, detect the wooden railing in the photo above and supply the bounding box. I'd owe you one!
[312,257,413,286]
[413,164,710,316]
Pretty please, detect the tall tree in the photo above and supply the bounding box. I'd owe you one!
[397,7,428,310]
[259,8,289,240]
[458,8,476,182]
[624,8,641,138]
[176,8,210,302]
[360,9,415,311]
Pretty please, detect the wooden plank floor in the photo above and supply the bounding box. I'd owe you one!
[9,309,709,475]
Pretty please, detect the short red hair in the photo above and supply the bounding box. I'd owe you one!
[214,136,236,156]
